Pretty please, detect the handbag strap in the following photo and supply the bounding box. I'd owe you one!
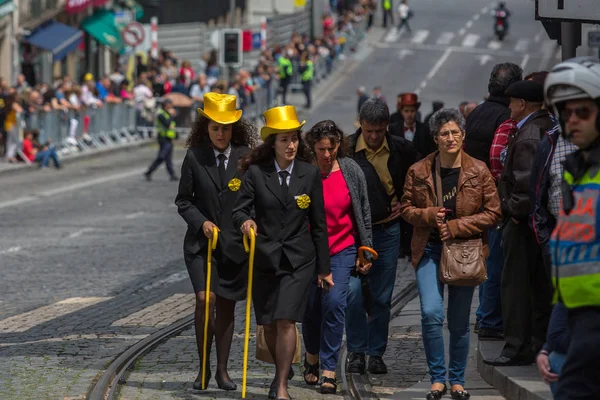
[434,155,443,207]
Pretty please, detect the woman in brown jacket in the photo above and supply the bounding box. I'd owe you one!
[400,108,501,400]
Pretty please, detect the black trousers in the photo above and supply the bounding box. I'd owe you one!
[280,77,290,105]
[302,81,311,108]
[147,138,175,178]
[555,307,600,400]
[500,220,553,359]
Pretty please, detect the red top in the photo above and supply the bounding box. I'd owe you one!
[490,118,517,181]
[322,169,355,256]
[22,139,35,162]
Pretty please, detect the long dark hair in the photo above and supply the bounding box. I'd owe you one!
[186,114,260,149]
[239,130,310,171]
[304,120,348,163]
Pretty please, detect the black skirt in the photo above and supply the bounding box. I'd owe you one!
[184,248,248,301]
[252,254,316,325]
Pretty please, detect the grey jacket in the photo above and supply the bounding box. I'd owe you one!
[338,157,373,251]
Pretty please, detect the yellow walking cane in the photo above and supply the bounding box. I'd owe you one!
[242,227,256,398]
[201,227,218,390]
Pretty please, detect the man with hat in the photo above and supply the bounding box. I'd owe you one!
[485,79,555,367]
[389,93,435,158]
[145,98,178,181]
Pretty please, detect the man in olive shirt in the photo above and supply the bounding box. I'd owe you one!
[346,98,418,374]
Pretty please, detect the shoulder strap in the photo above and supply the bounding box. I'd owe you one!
[434,155,443,207]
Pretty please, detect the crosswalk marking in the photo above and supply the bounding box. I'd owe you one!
[411,29,430,44]
[111,294,195,327]
[0,297,111,333]
[437,32,455,45]
[515,38,529,53]
[488,40,502,50]
[462,33,480,48]
[384,27,399,43]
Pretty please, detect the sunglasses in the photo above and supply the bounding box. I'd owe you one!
[561,106,593,121]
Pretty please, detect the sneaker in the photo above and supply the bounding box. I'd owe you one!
[367,356,388,374]
[474,321,481,334]
[347,352,366,374]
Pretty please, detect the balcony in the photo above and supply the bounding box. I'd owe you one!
[18,0,64,29]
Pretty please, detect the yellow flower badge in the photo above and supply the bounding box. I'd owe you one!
[296,194,311,209]
[228,178,241,192]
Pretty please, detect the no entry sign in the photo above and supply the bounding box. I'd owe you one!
[122,22,145,47]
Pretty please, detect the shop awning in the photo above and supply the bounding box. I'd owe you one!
[0,0,15,19]
[25,21,83,62]
[82,10,125,53]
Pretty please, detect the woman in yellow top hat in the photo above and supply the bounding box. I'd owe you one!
[175,92,259,391]
[233,105,333,400]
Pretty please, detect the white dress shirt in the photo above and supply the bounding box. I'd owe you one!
[213,144,232,169]
[274,159,294,186]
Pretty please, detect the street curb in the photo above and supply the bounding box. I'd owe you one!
[0,139,157,178]
[476,340,553,400]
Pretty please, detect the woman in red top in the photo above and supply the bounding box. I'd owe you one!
[301,120,373,394]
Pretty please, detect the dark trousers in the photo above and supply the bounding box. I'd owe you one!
[477,226,504,331]
[280,77,290,105]
[399,219,412,257]
[555,307,600,399]
[500,220,553,359]
[302,81,312,108]
[383,9,393,27]
[147,138,175,178]
[398,17,412,32]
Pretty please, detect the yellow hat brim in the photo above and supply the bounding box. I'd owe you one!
[197,108,242,125]
[260,121,306,141]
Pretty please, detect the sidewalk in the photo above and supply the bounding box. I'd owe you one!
[371,290,505,400]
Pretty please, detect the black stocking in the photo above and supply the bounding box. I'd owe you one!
[194,291,216,384]
[275,319,296,399]
[215,296,235,382]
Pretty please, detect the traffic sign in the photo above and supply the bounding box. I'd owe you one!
[589,31,600,48]
[536,0,600,23]
[219,29,243,67]
[122,22,145,47]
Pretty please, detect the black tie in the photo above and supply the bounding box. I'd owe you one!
[279,171,289,199]
[217,153,227,187]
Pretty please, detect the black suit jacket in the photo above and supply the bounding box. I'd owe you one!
[389,120,436,157]
[232,160,330,275]
[175,145,250,263]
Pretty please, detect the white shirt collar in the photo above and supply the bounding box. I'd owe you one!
[213,144,232,160]
[274,159,294,175]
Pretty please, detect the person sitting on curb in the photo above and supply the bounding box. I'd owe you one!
[22,132,61,169]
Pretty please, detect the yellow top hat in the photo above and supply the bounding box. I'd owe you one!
[260,106,306,141]
[197,92,242,125]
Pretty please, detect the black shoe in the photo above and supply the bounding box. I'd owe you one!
[268,382,277,399]
[288,366,294,380]
[367,356,388,374]
[144,172,151,181]
[426,385,447,400]
[192,368,211,390]
[215,373,237,391]
[478,328,504,340]
[170,175,179,181]
[483,354,534,366]
[347,352,366,374]
[303,356,319,386]
[451,389,471,399]
[474,321,480,334]
[320,376,338,394]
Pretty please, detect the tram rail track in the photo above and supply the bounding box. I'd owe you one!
[87,280,417,400]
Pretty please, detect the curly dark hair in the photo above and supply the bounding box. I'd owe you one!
[239,130,310,171]
[186,114,260,149]
[304,120,348,163]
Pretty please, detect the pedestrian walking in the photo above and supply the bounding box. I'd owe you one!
[174,92,259,391]
[400,108,501,400]
[278,49,294,105]
[144,99,179,181]
[300,51,314,109]
[382,0,393,28]
[397,0,413,33]
[544,57,600,400]
[345,98,418,374]
[233,105,332,400]
[301,120,373,394]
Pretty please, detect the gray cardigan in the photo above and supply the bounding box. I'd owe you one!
[338,156,373,252]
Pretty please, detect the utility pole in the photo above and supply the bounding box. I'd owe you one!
[225,0,236,85]
[561,22,581,61]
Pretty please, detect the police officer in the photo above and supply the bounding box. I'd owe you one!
[145,99,179,181]
[300,51,314,109]
[278,47,294,105]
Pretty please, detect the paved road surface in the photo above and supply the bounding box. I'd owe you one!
[0,0,552,398]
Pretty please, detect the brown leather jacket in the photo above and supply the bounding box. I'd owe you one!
[400,151,502,268]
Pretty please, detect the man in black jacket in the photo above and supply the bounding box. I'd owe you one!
[485,80,554,367]
[389,93,435,157]
[345,98,418,375]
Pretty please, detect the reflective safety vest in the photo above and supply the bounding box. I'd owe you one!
[383,0,391,11]
[155,108,176,139]
[550,164,600,309]
[302,60,313,82]
[278,56,293,79]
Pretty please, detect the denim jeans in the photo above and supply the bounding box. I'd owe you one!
[416,243,475,386]
[478,226,504,331]
[346,222,400,357]
[549,351,566,396]
[35,148,60,168]
[302,245,356,371]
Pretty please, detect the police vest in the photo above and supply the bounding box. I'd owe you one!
[302,61,314,82]
[550,165,600,309]
[155,109,176,139]
[383,0,391,11]
[278,57,293,79]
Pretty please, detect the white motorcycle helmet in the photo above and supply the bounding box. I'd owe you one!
[544,57,600,142]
